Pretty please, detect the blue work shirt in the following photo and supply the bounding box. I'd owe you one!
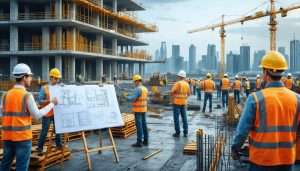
[126,84,142,102]
[231,82,287,152]
[38,84,54,105]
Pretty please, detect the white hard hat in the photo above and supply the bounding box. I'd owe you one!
[224,73,228,77]
[287,73,292,77]
[177,70,186,78]
[235,75,238,79]
[12,63,33,78]
[257,74,260,78]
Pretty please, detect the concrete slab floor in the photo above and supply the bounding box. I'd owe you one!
[42,93,300,171]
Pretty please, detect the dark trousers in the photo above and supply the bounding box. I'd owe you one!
[249,162,294,171]
[196,89,201,100]
[234,90,240,103]
[222,90,229,106]
[134,112,149,142]
[246,89,250,97]
[203,93,212,111]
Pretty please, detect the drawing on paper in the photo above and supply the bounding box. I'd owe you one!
[86,88,111,108]
[78,112,92,126]
[62,113,75,128]
[60,89,82,107]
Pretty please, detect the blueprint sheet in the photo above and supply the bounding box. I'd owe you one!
[49,85,124,133]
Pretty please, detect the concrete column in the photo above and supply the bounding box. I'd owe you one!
[112,38,117,56]
[139,63,142,76]
[56,26,62,50]
[121,46,124,54]
[42,56,50,81]
[142,63,145,77]
[80,59,86,81]
[107,61,112,81]
[10,26,18,51]
[93,13,99,27]
[96,34,103,54]
[117,63,122,74]
[72,27,76,50]
[24,4,30,20]
[130,46,133,53]
[70,2,76,20]
[112,61,117,76]
[10,0,18,21]
[69,56,75,82]
[113,20,118,32]
[129,63,134,78]
[10,56,18,80]
[55,56,62,72]
[113,0,117,13]
[42,26,50,50]
[95,58,103,81]
[99,0,103,8]
[55,0,62,19]
[123,63,126,73]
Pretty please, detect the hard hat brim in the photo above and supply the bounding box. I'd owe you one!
[266,69,284,76]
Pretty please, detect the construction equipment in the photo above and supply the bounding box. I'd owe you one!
[188,1,300,78]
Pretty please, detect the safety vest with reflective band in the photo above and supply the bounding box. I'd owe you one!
[42,85,54,117]
[203,79,215,93]
[285,78,293,90]
[250,88,300,166]
[1,88,32,141]
[132,85,148,113]
[233,80,242,90]
[192,80,197,87]
[221,78,229,90]
[173,80,190,105]
[245,81,250,90]
[196,81,201,89]
[256,78,261,89]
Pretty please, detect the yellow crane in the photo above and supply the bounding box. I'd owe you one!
[188,0,300,77]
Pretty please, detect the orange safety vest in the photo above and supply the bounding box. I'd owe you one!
[221,78,229,90]
[192,80,197,87]
[132,85,148,113]
[285,78,293,90]
[250,88,300,166]
[256,78,261,89]
[42,85,54,117]
[245,81,250,90]
[203,79,215,93]
[1,88,32,141]
[173,80,190,105]
[233,80,242,90]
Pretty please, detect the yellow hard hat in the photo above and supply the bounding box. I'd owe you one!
[206,73,211,77]
[132,74,142,82]
[49,68,61,78]
[259,51,287,72]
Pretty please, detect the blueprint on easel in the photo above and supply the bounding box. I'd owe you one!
[49,85,124,133]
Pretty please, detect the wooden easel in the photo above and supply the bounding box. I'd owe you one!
[41,127,119,171]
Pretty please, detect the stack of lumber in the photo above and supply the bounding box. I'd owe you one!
[111,113,136,138]
[30,147,71,170]
[32,124,55,146]
[67,132,82,142]
[183,141,197,155]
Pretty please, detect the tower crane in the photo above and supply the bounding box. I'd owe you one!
[188,0,300,77]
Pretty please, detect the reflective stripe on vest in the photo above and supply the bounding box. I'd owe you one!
[256,79,261,89]
[249,89,300,165]
[233,80,241,90]
[43,85,54,117]
[245,81,250,90]
[204,80,214,93]
[221,78,229,90]
[173,81,189,105]
[132,86,148,112]
[2,88,32,141]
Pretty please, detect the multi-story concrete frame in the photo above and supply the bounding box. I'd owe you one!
[0,0,157,81]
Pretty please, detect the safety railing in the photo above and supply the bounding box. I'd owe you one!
[0,14,10,21]
[0,44,10,51]
[19,43,42,51]
[18,12,71,20]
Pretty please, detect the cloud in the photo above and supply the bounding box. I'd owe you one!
[156,17,191,23]
[139,0,190,4]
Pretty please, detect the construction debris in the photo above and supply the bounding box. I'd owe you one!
[111,113,136,138]
[143,148,163,160]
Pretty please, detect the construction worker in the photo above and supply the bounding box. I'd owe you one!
[256,74,262,91]
[202,73,215,113]
[192,78,197,95]
[170,70,190,137]
[244,78,251,97]
[37,68,63,156]
[232,75,242,103]
[0,63,58,171]
[124,74,149,147]
[284,73,294,90]
[163,75,167,86]
[231,51,300,170]
[220,73,230,107]
[195,78,202,100]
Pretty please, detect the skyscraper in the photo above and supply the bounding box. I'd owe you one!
[158,42,167,73]
[240,45,250,72]
[189,44,196,73]
[290,40,300,72]
[278,46,289,68]
[226,51,234,74]
[171,45,182,73]
[252,50,265,71]
[203,44,217,71]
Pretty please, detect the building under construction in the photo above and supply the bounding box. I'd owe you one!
[0,0,157,81]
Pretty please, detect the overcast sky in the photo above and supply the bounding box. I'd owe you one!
[136,0,300,63]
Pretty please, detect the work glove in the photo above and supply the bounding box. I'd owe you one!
[122,92,128,98]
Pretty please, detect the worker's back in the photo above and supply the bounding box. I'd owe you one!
[250,85,300,165]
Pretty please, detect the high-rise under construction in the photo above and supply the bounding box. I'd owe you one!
[0,0,157,81]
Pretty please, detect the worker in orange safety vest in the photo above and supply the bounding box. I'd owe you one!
[202,73,215,113]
